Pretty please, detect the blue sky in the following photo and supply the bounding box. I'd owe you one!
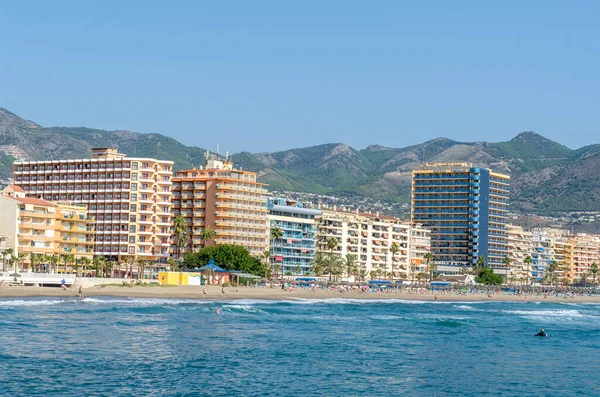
[1,1,599,153]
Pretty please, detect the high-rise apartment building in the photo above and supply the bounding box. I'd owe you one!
[507,224,533,282]
[267,197,322,275]
[0,186,94,271]
[412,163,510,274]
[171,155,269,256]
[12,148,173,263]
[317,208,430,281]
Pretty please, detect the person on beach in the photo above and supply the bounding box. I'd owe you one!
[203,287,207,299]
[221,287,225,296]
[78,285,84,299]
[61,279,68,290]
[534,329,548,337]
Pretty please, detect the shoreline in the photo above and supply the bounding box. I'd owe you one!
[1,285,600,303]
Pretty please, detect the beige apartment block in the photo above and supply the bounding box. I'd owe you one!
[569,234,600,283]
[12,148,173,263]
[171,155,269,257]
[507,225,533,283]
[317,208,430,281]
[0,186,95,272]
[55,202,95,262]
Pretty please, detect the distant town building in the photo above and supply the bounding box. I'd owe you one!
[267,197,322,275]
[171,154,269,256]
[12,148,173,263]
[411,162,510,274]
[316,207,431,281]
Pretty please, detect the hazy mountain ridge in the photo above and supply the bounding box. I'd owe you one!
[1,107,600,214]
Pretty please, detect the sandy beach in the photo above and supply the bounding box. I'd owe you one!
[1,284,599,303]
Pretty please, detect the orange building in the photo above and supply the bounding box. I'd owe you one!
[171,154,269,256]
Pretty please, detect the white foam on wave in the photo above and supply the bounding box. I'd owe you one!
[288,298,428,305]
[0,299,65,307]
[453,305,475,311]
[370,314,405,320]
[222,304,267,314]
[503,309,594,320]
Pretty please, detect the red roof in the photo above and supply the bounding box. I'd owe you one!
[8,185,25,193]
[12,197,56,207]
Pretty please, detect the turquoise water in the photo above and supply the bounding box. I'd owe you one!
[1,297,599,396]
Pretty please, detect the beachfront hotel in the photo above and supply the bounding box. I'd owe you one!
[12,148,173,263]
[267,197,322,275]
[411,162,510,274]
[0,186,94,271]
[316,208,431,280]
[170,154,269,257]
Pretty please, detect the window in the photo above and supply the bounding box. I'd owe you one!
[131,173,138,181]
[132,162,138,170]
[131,183,137,191]
[129,246,135,254]
[129,225,136,233]
[130,204,137,212]
[129,215,136,222]
[129,236,135,243]
[131,193,137,201]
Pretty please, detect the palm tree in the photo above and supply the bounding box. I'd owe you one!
[544,262,558,286]
[261,250,271,279]
[369,270,377,281]
[424,252,434,283]
[79,257,91,277]
[173,215,190,266]
[475,255,486,274]
[63,254,75,274]
[358,267,367,283]
[271,227,284,279]
[49,254,59,274]
[125,256,136,279]
[325,237,339,282]
[106,260,117,278]
[136,258,148,280]
[345,253,357,281]
[2,248,13,272]
[295,265,302,275]
[388,242,400,281]
[199,227,216,248]
[311,252,327,277]
[167,258,179,272]
[590,262,598,286]
[16,253,27,273]
[524,255,533,285]
[93,256,106,277]
[502,256,511,284]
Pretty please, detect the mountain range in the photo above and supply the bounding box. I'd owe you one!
[2,107,600,215]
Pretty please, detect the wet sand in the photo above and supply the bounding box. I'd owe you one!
[1,285,599,303]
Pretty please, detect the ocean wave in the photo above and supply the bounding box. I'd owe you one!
[503,309,593,319]
[0,299,65,307]
[222,304,268,314]
[288,298,428,305]
[453,305,475,310]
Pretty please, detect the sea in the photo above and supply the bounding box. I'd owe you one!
[0,297,599,397]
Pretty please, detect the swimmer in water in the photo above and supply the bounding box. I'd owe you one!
[215,308,221,314]
[534,329,548,337]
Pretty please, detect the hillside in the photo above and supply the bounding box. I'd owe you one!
[2,107,600,215]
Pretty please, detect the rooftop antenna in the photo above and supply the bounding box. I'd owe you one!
[226,151,229,161]
[216,144,219,160]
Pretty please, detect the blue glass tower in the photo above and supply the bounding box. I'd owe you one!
[411,163,510,274]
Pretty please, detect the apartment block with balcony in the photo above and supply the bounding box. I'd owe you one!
[317,208,429,281]
[507,225,533,282]
[171,155,269,257]
[411,162,510,274]
[267,197,322,275]
[56,202,95,261]
[12,148,173,263]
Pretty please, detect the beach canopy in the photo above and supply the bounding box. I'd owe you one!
[198,259,228,272]
[369,280,391,285]
[229,271,261,279]
[295,277,317,282]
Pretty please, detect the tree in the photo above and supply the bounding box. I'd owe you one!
[502,256,511,284]
[49,254,59,274]
[2,248,13,272]
[261,250,271,279]
[327,254,344,281]
[475,255,486,274]
[93,256,106,277]
[125,256,136,279]
[199,227,216,248]
[311,252,327,277]
[591,262,598,286]
[424,252,434,283]
[271,227,284,279]
[524,255,533,285]
[183,244,263,276]
[475,268,504,285]
[79,257,91,277]
[173,215,190,266]
[295,265,302,275]
[544,262,558,287]
[345,253,357,281]
[137,258,148,280]
[388,242,400,281]
[63,254,75,273]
